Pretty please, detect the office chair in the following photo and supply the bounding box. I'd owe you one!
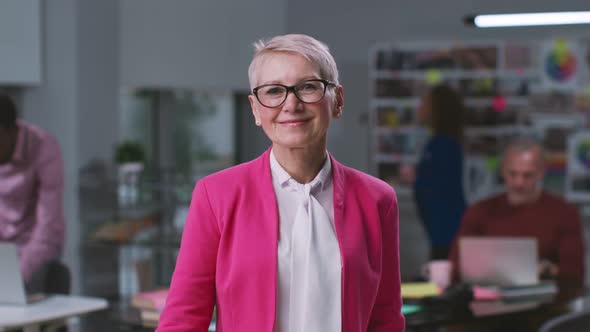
[43,261,71,332]
[538,309,590,332]
[44,260,71,295]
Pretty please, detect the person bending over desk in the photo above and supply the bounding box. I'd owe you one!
[449,136,584,294]
[156,34,405,332]
[0,94,65,293]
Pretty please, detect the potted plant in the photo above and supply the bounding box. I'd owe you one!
[114,141,146,205]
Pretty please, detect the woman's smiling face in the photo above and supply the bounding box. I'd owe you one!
[249,52,343,150]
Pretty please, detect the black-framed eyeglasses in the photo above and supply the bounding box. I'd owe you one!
[252,79,337,108]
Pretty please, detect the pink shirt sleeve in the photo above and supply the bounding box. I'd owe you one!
[19,134,65,282]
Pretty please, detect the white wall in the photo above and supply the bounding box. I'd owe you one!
[20,0,120,295]
[0,0,41,85]
[21,0,81,293]
[120,0,287,90]
[77,0,119,166]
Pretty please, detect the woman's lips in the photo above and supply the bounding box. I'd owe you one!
[278,119,310,127]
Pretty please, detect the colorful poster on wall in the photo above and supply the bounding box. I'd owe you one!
[541,39,581,92]
[566,131,590,202]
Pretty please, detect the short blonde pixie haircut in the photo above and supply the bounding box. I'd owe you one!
[248,34,340,90]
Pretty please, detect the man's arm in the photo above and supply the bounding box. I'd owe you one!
[555,204,585,291]
[20,135,65,282]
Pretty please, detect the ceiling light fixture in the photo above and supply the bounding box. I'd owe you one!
[465,11,590,28]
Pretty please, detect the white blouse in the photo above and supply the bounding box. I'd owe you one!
[270,150,342,332]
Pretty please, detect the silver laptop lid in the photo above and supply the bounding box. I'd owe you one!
[0,242,27,305]
[459,237,538,286]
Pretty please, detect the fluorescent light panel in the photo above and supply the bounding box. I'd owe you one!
[471,11,590,28]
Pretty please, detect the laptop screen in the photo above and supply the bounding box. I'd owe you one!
[0,242,28,305]
[459,237,539,286]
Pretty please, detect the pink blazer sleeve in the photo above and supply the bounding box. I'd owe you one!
[368,193,405,332]
[156,180,219,332]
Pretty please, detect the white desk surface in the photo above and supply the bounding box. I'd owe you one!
[0,295,108,330]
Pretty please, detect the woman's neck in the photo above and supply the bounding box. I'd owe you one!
[272,143,327,184]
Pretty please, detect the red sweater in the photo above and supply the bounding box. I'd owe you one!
[449,191,585,289]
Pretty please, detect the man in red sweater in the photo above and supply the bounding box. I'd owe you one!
[449,137,585,293]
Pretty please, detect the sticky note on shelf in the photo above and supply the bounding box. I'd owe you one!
[492,95,507,112]
[425,69,443,86]
[401,282,441,299]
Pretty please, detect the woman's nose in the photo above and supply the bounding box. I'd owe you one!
[282,90,303,111]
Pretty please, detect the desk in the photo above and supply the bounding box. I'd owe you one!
[0,295,108,332]
[405,294,565,332]
[112,303,215,331]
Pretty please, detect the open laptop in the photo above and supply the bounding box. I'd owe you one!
[459,237,538,287]
[0,242,45,305]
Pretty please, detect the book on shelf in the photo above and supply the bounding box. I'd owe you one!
[131,288,169,311]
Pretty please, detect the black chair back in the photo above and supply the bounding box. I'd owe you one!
[44,260,71,294]
[539,309,590,332]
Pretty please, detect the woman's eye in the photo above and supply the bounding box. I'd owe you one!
[299,83,319,91]
[265,87,284,95]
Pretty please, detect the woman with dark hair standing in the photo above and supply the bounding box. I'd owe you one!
[413,85,466,260]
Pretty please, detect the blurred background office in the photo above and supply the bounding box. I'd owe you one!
[3,0,590,331]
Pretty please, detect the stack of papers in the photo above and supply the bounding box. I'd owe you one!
[473,281,557,301]
[401,282,440,299]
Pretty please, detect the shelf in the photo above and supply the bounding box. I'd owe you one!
[371,99,420,108]
[465,126,535,136]
[388,184,412,198]
[371,96,529,109]
[465,97,529,107]
[370,41,540,210]
[116,201,162,220]
[376,126,422,135]
[371,69,536,80]
[376,154,418,164]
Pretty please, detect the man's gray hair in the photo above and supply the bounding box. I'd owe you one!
[503,135,544,163]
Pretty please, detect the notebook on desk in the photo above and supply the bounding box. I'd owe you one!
[0,242,46,305]
[459,237,538,287]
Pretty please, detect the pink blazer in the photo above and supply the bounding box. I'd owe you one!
[157,149,405,332]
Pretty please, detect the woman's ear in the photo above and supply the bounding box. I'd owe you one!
[248,95,262,126]
[333,85,344,118]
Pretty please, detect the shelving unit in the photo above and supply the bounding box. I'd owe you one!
[79,165,191,300]
[369,41,540,201]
